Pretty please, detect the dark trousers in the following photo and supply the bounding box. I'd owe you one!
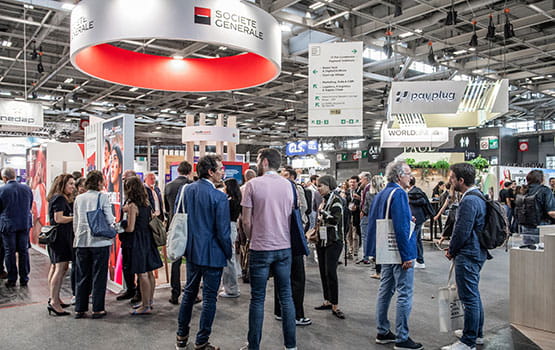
[75,246,110,313]
[274,255,306,319]
[2,230,30,283]
[177,262,223,346]
[171,258,183,299]
[0,233,5,272]
[316,241,343,305]
[121,244,137,295]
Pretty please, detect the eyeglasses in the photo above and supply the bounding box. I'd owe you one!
[401,172,412,176]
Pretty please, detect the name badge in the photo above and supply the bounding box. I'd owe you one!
[319,226,327,240]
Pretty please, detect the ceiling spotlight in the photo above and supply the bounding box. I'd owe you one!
[1,40,12,47]
[37,61,44,73]
[504,8,515,39]
[394,0,402,17]
[197,96,207,101]
[427,42,437,66]
[244,103,254,107]
[295,90,304,94]
[284,108,295,113]
[486,14,496,40]
[129,87,138,92]
[64,78,73,84]
[469,21,478,47]
[445,3,457,25]
[383,29,394,58]
[172,54,184,60]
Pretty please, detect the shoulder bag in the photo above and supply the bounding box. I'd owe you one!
[86,193,117,239]
[289,181,310,256]
[149,210,167,247]
[166,184,188,262]
[38,225,58,245]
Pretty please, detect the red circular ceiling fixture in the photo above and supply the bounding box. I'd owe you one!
[70,0,281,92]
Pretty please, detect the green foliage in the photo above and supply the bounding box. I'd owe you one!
[468,156,489,171]
[432,160,450,170]
[405,158,416,167]
[415,160,431,169]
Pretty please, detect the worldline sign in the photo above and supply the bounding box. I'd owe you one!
[380,126,449,148]
[70,0,281,92]
[389,81,467,114]
[286,140,318,156]
[0,100,44,129]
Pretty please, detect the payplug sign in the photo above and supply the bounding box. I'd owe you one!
[389,81,467,114]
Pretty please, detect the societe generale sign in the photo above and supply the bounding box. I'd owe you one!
[389,81,467,114]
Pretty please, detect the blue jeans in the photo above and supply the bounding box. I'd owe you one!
[361,217,368,259]
[2,230,30,283]
[376,264,414,343]
[455,254,485,347]
[248,249,296,350]
[177,262,223,346]
[415,224,424,264]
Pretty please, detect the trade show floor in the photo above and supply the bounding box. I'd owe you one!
[0,247,542,350]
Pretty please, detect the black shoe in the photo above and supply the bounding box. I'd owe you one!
[20,280,28,287]
[394,337,423,350]
[169,297,179,305]
[376,330,396,344]
[130,294,141,303]
[116,291,135,301]
[5,280,16,288]
[314,303,332,310]
[176,335,188,349]
[47,305,70,317]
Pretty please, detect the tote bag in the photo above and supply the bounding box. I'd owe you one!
[86,193,116,239]
[290,181,310,257]
[438,263,464,332]
[167,184,188,262]
[376,188,415,264]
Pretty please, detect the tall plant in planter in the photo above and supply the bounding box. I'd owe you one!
[432,160,450,176]
[469,156,489,172]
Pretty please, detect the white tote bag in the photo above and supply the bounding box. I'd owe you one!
[376,189,415,264]
[438,263,464,332]
[166,184,188,262]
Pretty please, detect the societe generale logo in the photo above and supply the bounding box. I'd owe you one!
[194,7,211,25]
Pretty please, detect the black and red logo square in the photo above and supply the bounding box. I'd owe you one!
[194,7,211,25]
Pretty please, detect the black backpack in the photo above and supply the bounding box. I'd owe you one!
[466,191,510,250]
[514,193,540,228]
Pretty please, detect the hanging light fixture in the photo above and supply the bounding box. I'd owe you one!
[469,20,478,47]
[394,0,402,17]
[485,14,496,40]
[445,0,457,25]
[31,40,38,60]
[504,8,515,39]
[383,28,394,58]
[37,46,44,73]
[427,41,437,66]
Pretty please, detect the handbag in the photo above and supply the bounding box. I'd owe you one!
[438,263,464,332]
[38,225,58,245]
[149,213,167,247]
[289,181,310,257]
[86,193,117,239]
[166,184,188,262]
[376,188,415,264]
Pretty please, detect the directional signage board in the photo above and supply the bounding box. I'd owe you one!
[308,42,363,137]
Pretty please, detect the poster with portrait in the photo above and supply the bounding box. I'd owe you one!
[26,145,47,245]
[101,115,134,286]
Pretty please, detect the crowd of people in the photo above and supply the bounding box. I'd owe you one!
[1,149,555,350]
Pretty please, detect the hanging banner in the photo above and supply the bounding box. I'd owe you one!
[389,81,467,114]
[380,126,449,148]
[286,140,318,156]
[0,100,44,129]
[308,41,363,137]
[182,126,239,143]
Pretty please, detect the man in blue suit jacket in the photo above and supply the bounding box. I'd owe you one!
[176,155,231,350]
[0,167,33,288]
[365,161,423,350]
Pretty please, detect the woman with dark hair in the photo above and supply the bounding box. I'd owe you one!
[124,176,163,315]
[46,174,75,316]
[314,175,345,319]
[73,170,115,319]
[75,177,87,195]
[219,178,242,298]
[108,144,123,193]
[432,181,446,198]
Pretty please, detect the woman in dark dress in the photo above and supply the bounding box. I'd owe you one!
[46,174,75,316]
[123,177,162,315]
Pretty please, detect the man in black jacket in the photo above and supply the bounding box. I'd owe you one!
[165,161,193,305]
[408,177,433,269]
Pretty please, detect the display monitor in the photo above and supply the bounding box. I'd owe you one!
[224,164,245,185]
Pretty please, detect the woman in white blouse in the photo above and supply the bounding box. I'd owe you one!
[73,170,115,319]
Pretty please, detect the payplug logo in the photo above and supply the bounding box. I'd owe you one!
[194,7,211,25]
[395,90,457,103]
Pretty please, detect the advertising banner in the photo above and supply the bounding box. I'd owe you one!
[85,122,102,173]
[0,100,44,129]
[101,114,134,286]
[27,145,47,245]
[380,126,449,148]
[389,81,467,115]
[308,41,363,137]
[182,126,239,143]
[286,140,318,156]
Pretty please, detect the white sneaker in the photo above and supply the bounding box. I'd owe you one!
[414,262,426,269]
[275,315,282,321]
[296,317,312,326]
[218,291,240,298]
[441,341,475,350]
[454,329,484,345]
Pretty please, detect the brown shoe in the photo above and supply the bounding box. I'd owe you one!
[0,271,7,279]
[370,273,381,280]
[194,342,220,350]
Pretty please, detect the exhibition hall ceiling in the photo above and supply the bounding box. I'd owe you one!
[0,0,553,145]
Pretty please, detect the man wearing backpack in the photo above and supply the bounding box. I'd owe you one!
[517,170,555,244]
[442,163,487,350]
